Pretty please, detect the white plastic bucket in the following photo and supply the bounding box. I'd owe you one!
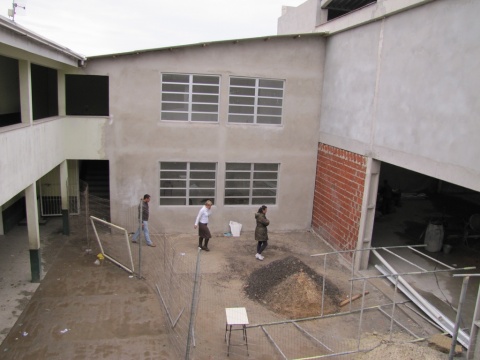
[443,244,452,254]
[229,221,242,237]
[424,222,444,252]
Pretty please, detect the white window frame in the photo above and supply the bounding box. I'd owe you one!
[159,162,217,206]
[161,73,220,122]
[224,163,279,205]
[228,77,284,125]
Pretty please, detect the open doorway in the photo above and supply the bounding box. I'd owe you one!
[369,162,480,338]
[372,162,480,253]
[79,160,110,199]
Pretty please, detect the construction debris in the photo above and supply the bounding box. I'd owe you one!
[339,291,369,307]
[373,249,470,349]
[428,333,462,355]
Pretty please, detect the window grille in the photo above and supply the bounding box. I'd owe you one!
[228,77,284,125]
[160,162,216,205]
[225,163,278,205]
[161,73,220,122]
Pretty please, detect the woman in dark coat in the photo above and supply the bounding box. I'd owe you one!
[255,205,269,261]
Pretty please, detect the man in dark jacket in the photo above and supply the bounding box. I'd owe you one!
[131,194,156,247]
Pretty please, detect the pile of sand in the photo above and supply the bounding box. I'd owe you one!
[244,255,341,318]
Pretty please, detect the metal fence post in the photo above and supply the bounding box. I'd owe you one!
[450,276,469,359]
[137,198,143,279]
[185,249,202,360]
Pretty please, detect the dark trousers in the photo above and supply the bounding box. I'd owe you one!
[199,237,210,247]
[257,241,268,254]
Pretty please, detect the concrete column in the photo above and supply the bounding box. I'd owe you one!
[0,205,4,235]
[25,184,42,283]
[316,2,329,26]
[58,70,66,116]
[18,60,32,124]
[60,160,70,235]
[467,285,480,359]
[355,158,381,270]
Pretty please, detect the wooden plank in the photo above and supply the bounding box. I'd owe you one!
[339,291,369,307]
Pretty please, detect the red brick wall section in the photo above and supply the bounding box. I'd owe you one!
[312,143,367,252]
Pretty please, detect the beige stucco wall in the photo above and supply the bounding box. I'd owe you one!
[277,0,326,35]
[0,117,106,206]
[62,117,108,160]
[85,35,326,234]
[318,0,480,192]
[0,32,95,207]
[0,121,65,205]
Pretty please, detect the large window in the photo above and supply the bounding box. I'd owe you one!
[161,74,220,122]
[228,77,284,125]
[225,163,278,205]
[0,55,21,127]
[31,63,58,120]
[159,162,216,206]
[66,75,109,116]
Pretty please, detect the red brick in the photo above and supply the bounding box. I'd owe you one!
[312,144,367,254]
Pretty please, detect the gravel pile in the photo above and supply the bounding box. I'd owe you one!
[244,256,342,318]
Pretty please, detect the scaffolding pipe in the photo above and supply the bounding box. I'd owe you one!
[450,276,469,359]
[403,303,444,331]
[388,276,399,341]
[381,247,427,272]
[407,246,456,270]
[156,283,184,328]
[311,244,426,257]
[261,326,288,360]
[377,307,420,340]
[321,255,327,316]
[292,349,363,360]
[452,273,480,360]
[349,251,356,312]
[352,266,476,281]
[356,280,367,351]
[292,321,333,352]
[374,249,470,348]
[247,301,411,329]
[185,249,202,360]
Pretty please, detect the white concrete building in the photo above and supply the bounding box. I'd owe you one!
[279,0,480,268]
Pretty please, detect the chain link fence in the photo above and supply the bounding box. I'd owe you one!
[72,184,467,359]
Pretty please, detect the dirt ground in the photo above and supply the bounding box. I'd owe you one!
[160,228,449,359]
[0,220,451,359]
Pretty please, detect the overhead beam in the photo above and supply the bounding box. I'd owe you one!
[321,0,335,9]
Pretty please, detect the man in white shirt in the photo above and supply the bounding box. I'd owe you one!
[194,200,213,251]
